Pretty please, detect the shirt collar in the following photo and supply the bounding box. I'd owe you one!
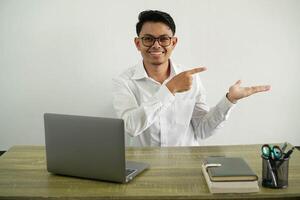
[131,59,179,80]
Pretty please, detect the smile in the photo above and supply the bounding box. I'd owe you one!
[149,51,164,55]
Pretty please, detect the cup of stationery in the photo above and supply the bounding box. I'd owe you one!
[261,143,294,188]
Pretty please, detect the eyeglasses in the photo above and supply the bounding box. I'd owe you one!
[139,35,173,47]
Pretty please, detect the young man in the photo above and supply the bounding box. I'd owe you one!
[113,10,270,147]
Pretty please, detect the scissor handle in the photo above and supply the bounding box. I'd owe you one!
[261,144,271,158]
[272,145,283,160]
[261,144,282,160]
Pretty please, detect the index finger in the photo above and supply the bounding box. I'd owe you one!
[187,67,207,75]
[249,85,271,94]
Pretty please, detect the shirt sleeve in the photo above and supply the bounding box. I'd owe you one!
[191,76,235,140]
[112,77,175,137]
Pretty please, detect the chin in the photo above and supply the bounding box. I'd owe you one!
[150,61,164,66]
[150,58,168,66]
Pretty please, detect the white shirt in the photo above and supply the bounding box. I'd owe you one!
[113,60,235,147]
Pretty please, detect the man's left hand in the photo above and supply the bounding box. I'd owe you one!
[226,80,271,104]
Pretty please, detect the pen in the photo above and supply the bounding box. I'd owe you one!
[281,142,288,153]
[277,146,295,169]
[283,147,295,159]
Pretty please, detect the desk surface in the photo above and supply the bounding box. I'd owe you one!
[0,144,299,200]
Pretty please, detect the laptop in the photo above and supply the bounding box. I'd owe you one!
[44,113,149,183]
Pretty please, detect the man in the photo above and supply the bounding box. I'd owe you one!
[113,10,270,147]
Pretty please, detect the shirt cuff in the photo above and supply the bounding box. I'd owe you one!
[216,95,235,114]
[156,84,175,106]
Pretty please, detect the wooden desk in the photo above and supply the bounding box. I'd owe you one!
[0,144,299,199]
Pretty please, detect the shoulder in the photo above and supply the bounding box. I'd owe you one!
[117,66,137,80]
[113,63,140,84]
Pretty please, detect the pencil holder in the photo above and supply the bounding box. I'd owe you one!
[262,156,289,188]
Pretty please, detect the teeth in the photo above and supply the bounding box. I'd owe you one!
[149,52,163,55]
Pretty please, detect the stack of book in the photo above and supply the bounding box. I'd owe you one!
[201,157,259,193]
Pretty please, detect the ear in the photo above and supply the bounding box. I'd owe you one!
[172,37,178,48]
[134,37,141,51]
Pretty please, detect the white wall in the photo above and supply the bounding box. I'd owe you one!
[1,0,299,150]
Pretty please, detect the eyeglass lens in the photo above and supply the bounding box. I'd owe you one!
[141,36,171,47]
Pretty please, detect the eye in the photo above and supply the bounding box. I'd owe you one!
[159,36,170,42]
[143,37,154,42]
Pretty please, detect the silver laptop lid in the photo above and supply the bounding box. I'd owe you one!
[44,113,126,183]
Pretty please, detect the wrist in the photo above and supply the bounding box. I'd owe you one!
[166,82,176,94]
[226,92,237,104]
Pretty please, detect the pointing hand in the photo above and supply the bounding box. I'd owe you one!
[166,67,207,94]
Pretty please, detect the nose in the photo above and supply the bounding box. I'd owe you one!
[152,39,161,48]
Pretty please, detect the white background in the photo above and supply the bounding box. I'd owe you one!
[1,0,299,150]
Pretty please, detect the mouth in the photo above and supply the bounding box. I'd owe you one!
[148,51,165,56]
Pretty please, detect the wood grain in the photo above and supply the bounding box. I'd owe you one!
[0,144,299,200]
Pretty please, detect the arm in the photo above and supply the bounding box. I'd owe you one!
[191,77,234,140]
[191,78,271,140]
[112,78,175,137]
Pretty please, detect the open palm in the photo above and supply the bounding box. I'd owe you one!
[227,80,271,103]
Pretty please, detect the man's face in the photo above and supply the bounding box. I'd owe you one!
[135,22,177,66]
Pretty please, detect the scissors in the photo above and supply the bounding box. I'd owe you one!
[261,144,283,160]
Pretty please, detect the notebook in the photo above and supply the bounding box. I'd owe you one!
[204,157,258,181]
[44,113,149,183]
[201,162,259,193]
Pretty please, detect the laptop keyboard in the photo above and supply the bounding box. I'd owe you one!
[126,168,137,176]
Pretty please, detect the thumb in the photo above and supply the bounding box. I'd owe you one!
[234,80,242,86]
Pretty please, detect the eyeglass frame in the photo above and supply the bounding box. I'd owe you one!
[138,35,174,47]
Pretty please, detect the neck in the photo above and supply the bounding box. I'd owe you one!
[143,60,170,84]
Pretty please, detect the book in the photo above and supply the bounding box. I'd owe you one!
[201,157,259,193]
[204,157,258,181]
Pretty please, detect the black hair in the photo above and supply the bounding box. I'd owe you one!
[136,10,176,36]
